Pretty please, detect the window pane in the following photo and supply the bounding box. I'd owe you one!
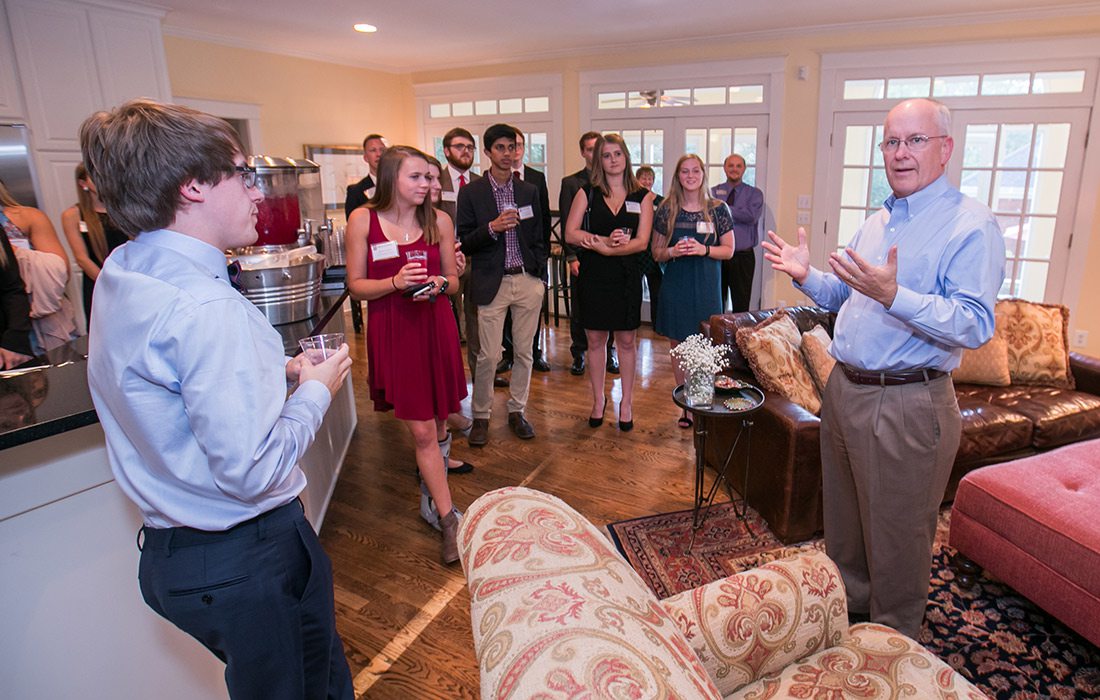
[685,129,706,156]
[960,169,993,205]
[933,75,979,97]
[1000,215,1022,257]
[1033,123,1070,169]
[694,86,726,105]
[982,73,1030,95]
[708,129,732,164]
[621,130,642,163]
[728,84,764,104]
[838,208,868,248]
[429,103,450,118]
[528,133,547,164]
[1028,170,1062,215]
[887,77,931,98]
[708,166,724,188]
[1020,216,1055,258]
[651,166,664,196]
[598,92,626,110]
[432,137,445,162]
[644,130,663,163]
[743,167,756,187]
[499,98,523,114]
[963,125,997,167]
[1033,70,1086,94]
[843,79,885,100]
[841,168,870,208]
[475,100,497,115]
[524,96,549,112]
[1016,260,1048,301]
[733,128,757,165]
[992,170,1027,213]
[662,88,691,107]
[627,91,649,109]
[998,124,1033,168]
[452,101,473,117]
[844,126,875,166]
[870,169,891,206]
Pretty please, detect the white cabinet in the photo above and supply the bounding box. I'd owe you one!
[3,0,171,150]
[0,3,26,120]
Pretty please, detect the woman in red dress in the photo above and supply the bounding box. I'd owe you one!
[346,146,467,564]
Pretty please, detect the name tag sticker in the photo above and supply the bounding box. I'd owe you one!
[441,190,458,202]
[625,201,641,214]
[696,221,715,234]
[518,205,535,220]
[365,187,377,199]
[371,241,399,261]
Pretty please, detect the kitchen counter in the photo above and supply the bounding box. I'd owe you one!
[1,290,356,700]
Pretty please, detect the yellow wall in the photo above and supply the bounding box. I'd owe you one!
[163,37,417,156]
[162,17,1100,354]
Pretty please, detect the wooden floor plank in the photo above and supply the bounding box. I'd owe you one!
[319,312,698,697]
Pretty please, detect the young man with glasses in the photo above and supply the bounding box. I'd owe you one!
[764,98,1005,639]
[456,124,546,446]
[81,99,355,698]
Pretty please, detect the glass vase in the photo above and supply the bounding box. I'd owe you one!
[684,368,715,408]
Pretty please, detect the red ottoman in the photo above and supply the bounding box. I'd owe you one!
[949,440,1100,647]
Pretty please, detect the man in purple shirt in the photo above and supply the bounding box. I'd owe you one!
[711,154,764,312]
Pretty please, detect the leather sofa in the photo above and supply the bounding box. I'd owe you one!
[699,306,1100,543]
[459,486,985,699]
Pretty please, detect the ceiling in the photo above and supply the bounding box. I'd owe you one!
[151,0,1100,73]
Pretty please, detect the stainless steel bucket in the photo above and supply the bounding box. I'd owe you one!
[234,252,325,325]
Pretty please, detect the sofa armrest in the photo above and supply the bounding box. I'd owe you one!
[1070,352,1100,396]
[659,550,849,697]
[458,487,723,700]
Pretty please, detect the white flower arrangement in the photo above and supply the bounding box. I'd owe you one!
[670,333,730,375]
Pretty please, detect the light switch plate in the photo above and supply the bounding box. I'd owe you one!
[797,194,812,209]
[796,211,811,225]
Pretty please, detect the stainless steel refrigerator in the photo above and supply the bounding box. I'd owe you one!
[0,123,38,208]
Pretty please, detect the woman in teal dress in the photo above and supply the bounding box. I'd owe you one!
[652,154,734,428]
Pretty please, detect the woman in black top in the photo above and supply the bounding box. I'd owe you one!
[564,133,654,431]
[0,228,32,369]
[61,164,129,323]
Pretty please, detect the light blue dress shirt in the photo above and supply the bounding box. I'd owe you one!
[797,175,1005,372]
[88,229,331,530]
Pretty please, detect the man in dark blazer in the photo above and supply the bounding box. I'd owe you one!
[438,127,480,368]
[457,124,546,447]
[559,131,617,376]
[498,129,552,374]
[343,133,385,220]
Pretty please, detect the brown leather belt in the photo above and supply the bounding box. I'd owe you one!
[503,267,524,275]
[839,363,946,386]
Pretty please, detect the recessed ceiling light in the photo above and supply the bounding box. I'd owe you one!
[353,23,377,33]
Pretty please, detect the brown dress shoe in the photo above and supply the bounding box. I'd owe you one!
[468,418,490,447]
[507,412,535,439]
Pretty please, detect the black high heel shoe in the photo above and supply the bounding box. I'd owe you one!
[618,403,633,432]
[589,396,606,428]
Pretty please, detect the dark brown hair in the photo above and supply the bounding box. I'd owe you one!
[589,133,640,197]
[79,99,243,235]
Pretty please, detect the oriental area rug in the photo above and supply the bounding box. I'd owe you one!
[607,502,1100,700]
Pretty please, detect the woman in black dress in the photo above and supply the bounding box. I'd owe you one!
[564,133,654,431]
[61,164,129,323]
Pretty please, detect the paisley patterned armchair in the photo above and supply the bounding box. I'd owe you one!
[459,487,986,699]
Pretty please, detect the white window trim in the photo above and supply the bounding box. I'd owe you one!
[813,37,1100,315]
[413,73,563,183]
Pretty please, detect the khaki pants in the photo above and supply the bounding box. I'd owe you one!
[820,365,961,638]
[472,273,545,418]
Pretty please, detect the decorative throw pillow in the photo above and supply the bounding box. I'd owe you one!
[995,299,1074,389]
[952,334,1011,386]
[736,310,821,415]
[800,325,836,395]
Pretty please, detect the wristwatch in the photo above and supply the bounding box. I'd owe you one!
[438,278,449,294]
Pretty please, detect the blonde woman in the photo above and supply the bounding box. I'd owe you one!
[346,146,466,564]
[61,164,129,322]
[651,154,734,428]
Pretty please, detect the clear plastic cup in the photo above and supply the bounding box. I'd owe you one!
[298,332,345,363]
[405,249,427,269]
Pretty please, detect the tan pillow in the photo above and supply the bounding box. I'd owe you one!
[800,325,836,395]
[995,299,1074,389]
[952,334,1011,386]
[736,310,821,415]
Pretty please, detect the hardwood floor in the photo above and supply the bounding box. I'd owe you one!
[319,311,702,698]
